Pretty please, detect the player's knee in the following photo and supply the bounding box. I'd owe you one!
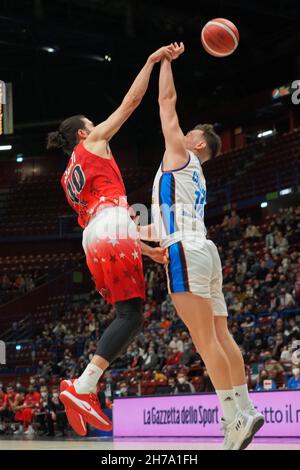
[115,297,144,331]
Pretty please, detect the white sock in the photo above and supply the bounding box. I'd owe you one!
[74,363,103,394]
[216,389,238,423]
[234,384,252,411]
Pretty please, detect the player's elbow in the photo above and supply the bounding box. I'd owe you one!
[158,95,177,108]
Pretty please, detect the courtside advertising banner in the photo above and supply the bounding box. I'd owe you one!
[113,391,300,437]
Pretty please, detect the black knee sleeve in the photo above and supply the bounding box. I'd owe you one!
[96,297,143,364]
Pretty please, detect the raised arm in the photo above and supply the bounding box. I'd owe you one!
[158,42,187,171]
[84,46,172,157]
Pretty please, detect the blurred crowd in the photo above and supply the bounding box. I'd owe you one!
[1,205,299,435]
[0,271,37,305]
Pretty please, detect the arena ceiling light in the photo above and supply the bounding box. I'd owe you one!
[257,130,274,138]
[41,46,57,53]
[0,145,12,151]
[280,188,292,196]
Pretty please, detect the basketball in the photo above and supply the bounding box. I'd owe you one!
[201,18,239,57]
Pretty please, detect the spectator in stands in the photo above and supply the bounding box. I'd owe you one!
[231,324,243,345]
[159,316,171,333]
[272,232,289,256]
[5,385,19,431]
[169,334,184,352]
[141,347,158,371]
[200,369,214,392]
[180,342,197,366]
[166,346,182,366]
[280,343,293,363]
[278,289,295,310]
[53,321,67,338]
[255,369,277,391]
[241,316,255,331]
[74,356,88,377]
[154,346,166,370]
[272,333,285,360]
[36,385,53,436]
[287,367,300,389]
[269,292,280,312]
[256,261,269,281]
[165,377,176,395]
[228,210,240,229]
[174,372,195,394]
[265,226,275,250]
[13,392,26,434]
[264,253,274,270]
[244,224,262,240]
[103,371,116,402]
[154,370,167,381]
[37,361,48,379]
[20,384,40,435]
[57,354,76,378]
[264,357,284,386]
[50,386,68,436]
[116,382,129,398]
[97,385,107,409]
[63,329,75,346]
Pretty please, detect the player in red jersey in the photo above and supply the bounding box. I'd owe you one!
[0,388,8,433]
[14,385,40,435]
[47,45,172,435]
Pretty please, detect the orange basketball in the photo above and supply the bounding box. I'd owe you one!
[201,18,239,57]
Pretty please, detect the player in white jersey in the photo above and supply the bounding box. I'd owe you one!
[140,43,264,450]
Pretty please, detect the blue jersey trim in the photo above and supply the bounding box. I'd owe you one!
[159,173,177,235]
[161,153,191,173]
[168,242,189,293]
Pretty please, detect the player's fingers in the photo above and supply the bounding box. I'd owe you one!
[164,51,173,61]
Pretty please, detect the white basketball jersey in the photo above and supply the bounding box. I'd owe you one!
[151,151,207,248]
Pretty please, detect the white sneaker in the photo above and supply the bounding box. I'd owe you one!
[24,425,35,436]
[241,403,265,448]
[221,411,254,450]
[13,426,24,435]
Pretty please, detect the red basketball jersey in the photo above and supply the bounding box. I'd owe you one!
[61,143,128,228]
[0,393,7,408]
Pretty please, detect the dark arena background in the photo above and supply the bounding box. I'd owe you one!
[0,0,300,455]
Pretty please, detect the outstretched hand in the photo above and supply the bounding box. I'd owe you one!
[148,43,185,64]
[148,45,174,64]
[167,42,185,61]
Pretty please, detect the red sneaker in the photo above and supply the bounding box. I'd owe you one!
[60,382,112,431]
[60,379,87,436]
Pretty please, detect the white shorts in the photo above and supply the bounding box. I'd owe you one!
[166,238,228,317]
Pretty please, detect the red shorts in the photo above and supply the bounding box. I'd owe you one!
[82,207,145,304]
